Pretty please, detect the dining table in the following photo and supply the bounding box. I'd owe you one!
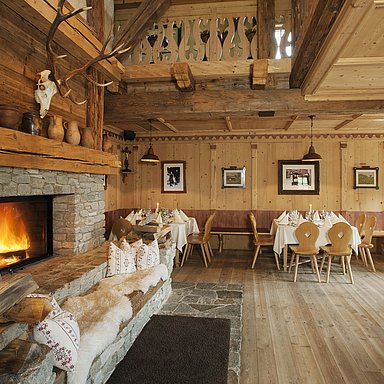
[270,218,361,271]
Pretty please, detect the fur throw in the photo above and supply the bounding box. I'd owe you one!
[62,264,169,384]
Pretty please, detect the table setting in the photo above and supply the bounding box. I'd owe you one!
[270,207,361,271]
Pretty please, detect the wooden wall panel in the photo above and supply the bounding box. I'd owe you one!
[105,136,384,216]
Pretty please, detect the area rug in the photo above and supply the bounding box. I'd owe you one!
[107,314,231,384]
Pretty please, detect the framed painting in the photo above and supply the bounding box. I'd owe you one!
[222,167,246,188]
[161,161,186,193]
[278,160,320,195]
[353,167,379,189]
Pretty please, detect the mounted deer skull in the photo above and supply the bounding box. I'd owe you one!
[35,0,129,118]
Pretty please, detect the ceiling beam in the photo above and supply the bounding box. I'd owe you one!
[104,89,384,122]
[172,63,195,91]
[113,0,171,60]
[283,115,299,130]
[156,118,178,132]
[252,59,269,90]
[290,0,345,88]
[334,114,362,130]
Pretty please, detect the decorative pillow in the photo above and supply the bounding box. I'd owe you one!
[136,239,160,270]
[106,238,137,277]
[33,307,80,372]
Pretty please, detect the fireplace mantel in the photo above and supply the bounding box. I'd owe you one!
[0,127,120,175]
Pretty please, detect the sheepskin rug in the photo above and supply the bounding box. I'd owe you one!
[62,264,169,384]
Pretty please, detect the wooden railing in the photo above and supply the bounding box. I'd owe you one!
[125,13,292,65]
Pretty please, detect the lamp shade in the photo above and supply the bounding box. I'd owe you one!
[302,145,322,161]
[140,143,160,163]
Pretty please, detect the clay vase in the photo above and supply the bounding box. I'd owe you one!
[47,115,65,141]
[64,120,81,145]
[20,112,42,135]
[80,127,94,149]
[102,134,113,153]
[0,105,21,130]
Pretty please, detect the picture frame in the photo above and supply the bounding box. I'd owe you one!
[278,160,320,195]
[222,167,246,188]
[353,167,379,189]
[161,161,186,193]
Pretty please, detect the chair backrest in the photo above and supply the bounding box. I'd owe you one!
[361,215,377,245]
[111,218,133,240]
[294,222,320,253]
[355,213,366,237]
[248,211,259,242]
[203,211,216,241]
[327,222,353,253]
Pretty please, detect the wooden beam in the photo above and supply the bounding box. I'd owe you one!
[156,118,178,132]
[257,0,275,59]
[225,116,233,131]
[283,115,299,130]
[113,0,171,60]
[0,127,120,174]
[252,59,269,90]
[122,59,291,82]
[290,0,345,88]
[172,63,195,92]
[4,0,121,81]
[334,114,362,130]
[105,89,384,122]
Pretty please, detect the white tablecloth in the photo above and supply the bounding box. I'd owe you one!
[168,217,199,251]
[270,221,361,255]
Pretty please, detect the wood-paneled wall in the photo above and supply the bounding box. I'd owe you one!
[104,135,384,214]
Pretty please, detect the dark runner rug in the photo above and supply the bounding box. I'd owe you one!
[107,314,231,384]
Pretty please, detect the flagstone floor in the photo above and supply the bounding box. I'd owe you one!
[159,281,243,384]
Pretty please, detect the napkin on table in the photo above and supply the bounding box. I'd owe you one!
[298,214,306,225]
[179,209,189,221]
[279,214,289,225]
[329,211,339,224]
[128,212,137,225]
[313,210,321,222]
[173,210,185,224]
[156,213,163,226]
[125,210,135,221]
[324,216,333,228]
[276,210,287,222]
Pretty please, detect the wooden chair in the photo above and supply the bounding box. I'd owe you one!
[181,211,216,267]
[288,222,321,282]
[355,213,366,238]
[358,216,377,272]
[319,222,354,283]
[111,218,133,241]
[249,212,280,270]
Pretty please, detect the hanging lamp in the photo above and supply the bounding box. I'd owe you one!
[302,115,322,161]
[141,121,160,163]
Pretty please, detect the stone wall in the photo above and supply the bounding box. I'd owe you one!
[0,167,105,256]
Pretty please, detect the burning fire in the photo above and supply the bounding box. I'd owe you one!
[0,205,30,254]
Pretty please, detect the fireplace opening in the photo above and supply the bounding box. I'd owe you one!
[0,196,53,274]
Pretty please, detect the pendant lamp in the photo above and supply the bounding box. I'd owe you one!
[302,115,322,161]
[141,121,160,163]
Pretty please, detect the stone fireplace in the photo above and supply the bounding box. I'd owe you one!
[0,166,105,274]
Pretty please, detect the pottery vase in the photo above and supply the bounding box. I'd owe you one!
[64,120,81,145]
[80,127,94,148]
[102,134,113,153]
[47,115,65,141]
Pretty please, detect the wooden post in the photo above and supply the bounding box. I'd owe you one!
[257,0,276,59]
[251,143,258,210]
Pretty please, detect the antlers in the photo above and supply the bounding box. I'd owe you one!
[46,0,130,104]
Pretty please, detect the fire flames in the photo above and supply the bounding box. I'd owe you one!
[0,204,30,258]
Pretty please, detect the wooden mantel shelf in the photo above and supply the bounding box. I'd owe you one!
[0,127,120,175]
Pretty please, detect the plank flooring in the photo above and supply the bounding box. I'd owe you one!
[172,248,384,384]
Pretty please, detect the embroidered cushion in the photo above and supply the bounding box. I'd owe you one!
[33,307,80,372]
[136,239,160,270]
[106,238,137,277]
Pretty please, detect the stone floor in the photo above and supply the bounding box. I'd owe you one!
[159,281,243,384]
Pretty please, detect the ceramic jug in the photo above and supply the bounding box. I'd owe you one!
[47,115,65,141]
[64,120,81,145]
[80,127,94,148]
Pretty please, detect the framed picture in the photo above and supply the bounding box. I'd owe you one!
[161,161,186,193]
[278,160,320,195]
[222,167,246,188]
[353,167,379,189]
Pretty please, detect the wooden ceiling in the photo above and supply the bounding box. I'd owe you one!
[105,0,384,138]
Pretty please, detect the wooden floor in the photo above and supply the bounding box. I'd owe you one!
[172,248,384,384]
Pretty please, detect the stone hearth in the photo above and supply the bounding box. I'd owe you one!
[159,282,243,384]
[0,167,105,258]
